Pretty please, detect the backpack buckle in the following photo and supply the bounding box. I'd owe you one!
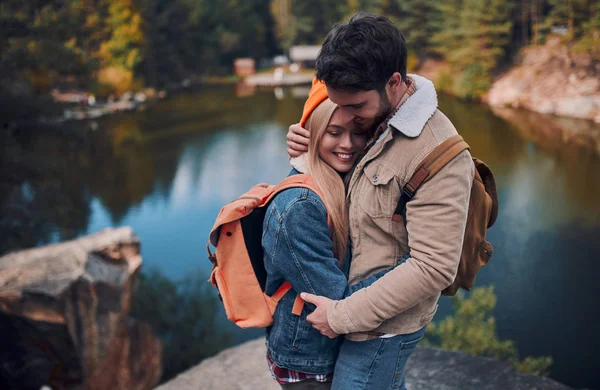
[402,185,415,201]
[394,186,415,219]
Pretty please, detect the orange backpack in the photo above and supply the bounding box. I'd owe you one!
[207,174,328,328]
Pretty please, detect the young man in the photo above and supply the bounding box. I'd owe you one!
[287,13,474,389]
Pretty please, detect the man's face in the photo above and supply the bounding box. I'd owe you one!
[326,86,393,134]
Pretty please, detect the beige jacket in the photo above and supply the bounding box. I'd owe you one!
[328,75,475,339]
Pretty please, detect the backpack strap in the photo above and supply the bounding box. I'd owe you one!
[392,135,470,221]
[263,174,324,204]
[269,282,304,316]
[264,174,332,228]
[264,174,332,317]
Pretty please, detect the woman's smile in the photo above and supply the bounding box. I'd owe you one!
[318,109,368,173]
[333,152,355,162]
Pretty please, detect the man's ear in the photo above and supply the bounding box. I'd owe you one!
[387,72,403,92]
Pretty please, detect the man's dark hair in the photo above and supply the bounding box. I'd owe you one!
[315,12,407,92]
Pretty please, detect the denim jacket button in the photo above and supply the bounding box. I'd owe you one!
[373,175,379,182]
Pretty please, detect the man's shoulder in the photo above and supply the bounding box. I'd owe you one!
[425,110,458,139]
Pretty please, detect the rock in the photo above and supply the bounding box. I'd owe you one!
[0,227,161,390]
[406,347,570,390]
[488,39,600,122]
[534,100,555,115]
[155,339,278,390]
[554,96,598,119]
[157,338,571,390]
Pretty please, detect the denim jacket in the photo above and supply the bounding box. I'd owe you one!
[262,170,394,374]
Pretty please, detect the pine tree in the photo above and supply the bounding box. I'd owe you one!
[271,0,344,49]
[340,0,385,19]
[430,0,464,60]
[0,0,96,93]
[546,0,590,40]
[431,0,515,100]
[453,0,513,71]
[384,0,441,62]
[572,0,600,59]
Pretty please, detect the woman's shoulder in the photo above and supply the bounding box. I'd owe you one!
[270,186,324,212]
[267,170,326,215]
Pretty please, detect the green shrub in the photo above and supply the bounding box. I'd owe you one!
[434,68,455,95]
[407,53,420,73]
[453,63,491,101]
[425,286,553,376]
[130,269,233,383]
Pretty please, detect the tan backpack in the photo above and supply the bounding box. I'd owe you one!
[393,135,498,296]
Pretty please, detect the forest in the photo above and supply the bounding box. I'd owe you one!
[1,0,598,102]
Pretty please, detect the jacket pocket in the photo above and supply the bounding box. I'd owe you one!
[391,330,426,389]
[290,309,304,350]
[358,162,396,218]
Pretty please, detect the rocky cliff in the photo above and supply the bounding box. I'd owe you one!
[157,338,572,390]
[0,227,161,390]
[487,36,600,123]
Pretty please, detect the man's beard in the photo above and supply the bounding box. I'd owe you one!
[375,90,393,126]
[362,91,393,134]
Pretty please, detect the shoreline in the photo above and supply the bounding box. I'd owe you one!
[11,72,600,156]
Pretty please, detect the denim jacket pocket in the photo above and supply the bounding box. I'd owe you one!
[359,162,395,218]
[291,310,302,350]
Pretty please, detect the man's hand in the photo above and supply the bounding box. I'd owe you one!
[300,292,339,339]
[287,123,310,157]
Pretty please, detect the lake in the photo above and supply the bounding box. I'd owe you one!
[3,84,600,389]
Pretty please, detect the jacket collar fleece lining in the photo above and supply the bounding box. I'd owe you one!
[385,74,438,140]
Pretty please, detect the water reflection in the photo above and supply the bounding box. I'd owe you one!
[130,268,233,384]
[2,85,600,388]
[1,123,93,252]
[439,94,600,228]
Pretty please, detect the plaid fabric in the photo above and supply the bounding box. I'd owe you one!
[267,352,333,384]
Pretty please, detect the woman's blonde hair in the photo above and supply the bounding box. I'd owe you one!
[304,99,349,265]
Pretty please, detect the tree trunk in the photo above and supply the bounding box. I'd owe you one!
[522,0,529,45]
[531,0,539,45]
[568,0,574,39]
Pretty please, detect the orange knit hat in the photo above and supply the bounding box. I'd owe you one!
[300,77,329,127]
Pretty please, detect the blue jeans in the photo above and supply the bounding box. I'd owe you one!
[331,326,426,390]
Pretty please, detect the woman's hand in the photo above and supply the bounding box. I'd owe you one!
[287,123,310,157]
[301,292,339,339]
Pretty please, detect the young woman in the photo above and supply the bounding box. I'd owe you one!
[262,96,396,389]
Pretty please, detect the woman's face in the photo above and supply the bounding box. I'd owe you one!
[318,108,368,173]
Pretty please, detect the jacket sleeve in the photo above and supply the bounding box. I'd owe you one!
[266,193,392,301]
[328,150,474,334]
[344,268,396,297]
